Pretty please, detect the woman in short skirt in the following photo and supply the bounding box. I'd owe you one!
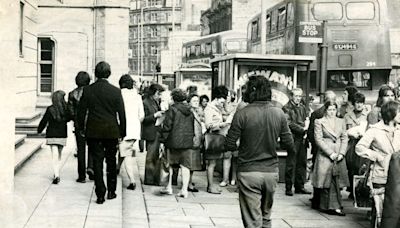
[38,90,71,184]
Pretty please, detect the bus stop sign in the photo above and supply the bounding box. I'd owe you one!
[298,21,323,43]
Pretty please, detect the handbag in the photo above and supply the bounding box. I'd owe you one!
[204,131,226,153]
[354,160,374,209]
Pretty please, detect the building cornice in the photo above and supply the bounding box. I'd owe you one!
[38,5,130,9]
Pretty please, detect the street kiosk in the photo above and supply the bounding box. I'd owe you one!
[210,53,315,182]
[175,63,212,98]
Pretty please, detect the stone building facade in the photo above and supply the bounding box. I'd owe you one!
[200,0,261,36]
[128,0,182,81]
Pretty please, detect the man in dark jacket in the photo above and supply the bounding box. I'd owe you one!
[159,88,194,198]
[225,76,295,228]
[283,88,310,196]
[77,61,126,204]
[68,71,93,183]
[141,83,165,185]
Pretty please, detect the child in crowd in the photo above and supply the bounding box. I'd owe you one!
[38,90,70,184]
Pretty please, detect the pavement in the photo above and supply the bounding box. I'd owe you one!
[11,137,372,228]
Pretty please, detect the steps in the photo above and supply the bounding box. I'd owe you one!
[16,111,45,137]
[14,135,44,172]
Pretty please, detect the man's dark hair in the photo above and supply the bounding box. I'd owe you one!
[148,83,165,96]
[119,74,134,89]
[199,94,209,103]
[381,100,400,124]
[75,71,90,87]
[171,88,187,102]
[243,76,272,103]
[345,86,358,104]
[211,86,228,100]
[187,93,199,103]
[351,92,365,105]
[95,61,111,79]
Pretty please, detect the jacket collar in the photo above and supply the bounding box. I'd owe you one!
[207,100,223,113]
[95,78,109,83]
[319,116,341,138]
[371,121,399,132]
[346,111,367,125]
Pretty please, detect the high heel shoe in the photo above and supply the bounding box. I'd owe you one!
[127,183,136,190]
[207,186,221,194]
[52,176,60,184]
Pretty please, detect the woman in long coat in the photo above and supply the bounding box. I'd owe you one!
[313,100,349,216]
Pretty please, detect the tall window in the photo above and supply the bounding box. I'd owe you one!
[38,38,55,93]
[19,2,24,56]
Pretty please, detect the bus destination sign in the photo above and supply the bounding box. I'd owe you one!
[333,43,358,51]
[298,21,323,43]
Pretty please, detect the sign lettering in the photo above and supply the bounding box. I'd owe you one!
[298,21,323,43]
[333,43,358,51]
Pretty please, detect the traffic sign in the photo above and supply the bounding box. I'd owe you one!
[298,21,323,43]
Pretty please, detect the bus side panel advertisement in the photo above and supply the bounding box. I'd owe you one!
[237,65,294,107]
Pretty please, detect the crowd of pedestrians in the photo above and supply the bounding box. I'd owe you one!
[36,60,400,228]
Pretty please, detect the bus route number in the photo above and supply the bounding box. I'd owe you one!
[366,61,376,67]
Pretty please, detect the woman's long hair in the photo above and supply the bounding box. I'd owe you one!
[50,90,67,121]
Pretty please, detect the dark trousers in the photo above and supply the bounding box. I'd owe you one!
[238,171,278,228]
[76,133,93,179]
[87,138,118,198]
[285,137,307,190]
[144,134,161,186]
[139,139,145,152]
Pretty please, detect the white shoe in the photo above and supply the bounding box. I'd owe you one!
[219,181,228,187]
[230,180,236,186]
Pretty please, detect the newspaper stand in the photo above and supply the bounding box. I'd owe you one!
[210,53,315,182]
[175,63,212,98]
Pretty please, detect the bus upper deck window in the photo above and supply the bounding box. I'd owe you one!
[266,14,271,34]
[225,41,240,53]
[212,41,217,54]
[251,20,259,40]
[287,2,294,27]
[201,43,206,55]
[346,2,375,20]
[206,43,212,54]
[312,3,343,20]
[271,11,277,33]
[195,45,201,56]
[190,45,196,56]
[278,6,286,30]
[186,47,190,58]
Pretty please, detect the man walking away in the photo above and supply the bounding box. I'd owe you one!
[225,76,296,228]
[283,88,311,196]
[68,71,93,183]
[77,61,126,204]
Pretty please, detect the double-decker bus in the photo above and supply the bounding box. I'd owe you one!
[247,0,392,101]
[177,30,247,97]
[182,30,248,65]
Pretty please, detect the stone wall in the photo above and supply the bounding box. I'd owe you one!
[38,0,130,90]
[16,0,39,114]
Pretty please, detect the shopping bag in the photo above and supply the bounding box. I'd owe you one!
[204,132,226,153]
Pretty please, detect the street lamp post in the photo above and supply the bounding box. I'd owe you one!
[140,0,145,82]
